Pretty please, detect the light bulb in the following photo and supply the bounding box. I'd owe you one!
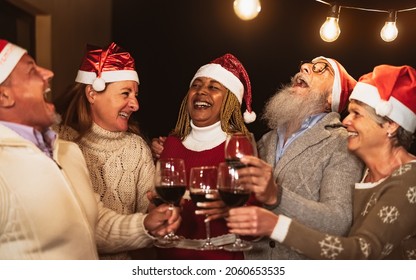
[320,17,341,42]
[380,11,398,42]
[233,0,261,21]
[380,22,398,42]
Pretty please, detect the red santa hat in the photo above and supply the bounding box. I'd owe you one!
[75,42,139,91]
[312,56,357,113]
[189,53,256,123]
[350,64,416,133]
[0,39,27,84]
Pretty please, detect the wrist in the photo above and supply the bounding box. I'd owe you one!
[263,186,282,210]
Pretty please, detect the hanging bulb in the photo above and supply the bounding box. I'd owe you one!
[320,4,341,42]
[233,0,261,21]
[380,11,398,42]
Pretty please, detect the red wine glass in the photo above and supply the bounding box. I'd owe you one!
[153,158,187,248]
[189,165,221,250]
[217,162,253,251]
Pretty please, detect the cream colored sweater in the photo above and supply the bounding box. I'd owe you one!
[56,123,155,259]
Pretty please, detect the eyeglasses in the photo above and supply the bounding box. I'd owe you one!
[300,61,334,75]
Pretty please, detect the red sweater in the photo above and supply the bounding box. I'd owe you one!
[156,135,244,260]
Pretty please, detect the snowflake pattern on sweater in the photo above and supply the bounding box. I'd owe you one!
[281,161,416,259]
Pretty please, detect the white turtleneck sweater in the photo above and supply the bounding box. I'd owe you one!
[183,121,227,151]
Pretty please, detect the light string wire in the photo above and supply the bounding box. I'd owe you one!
[315,0,416,14]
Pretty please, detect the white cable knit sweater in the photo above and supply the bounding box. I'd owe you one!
[56,123,155,259]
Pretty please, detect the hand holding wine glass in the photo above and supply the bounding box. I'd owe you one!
[153,158,187,248]
[189,165,222,250]
[225,132,257,168]
[217,162,253,251]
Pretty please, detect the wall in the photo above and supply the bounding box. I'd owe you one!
[22,0,112,96]
[112,0,416,144]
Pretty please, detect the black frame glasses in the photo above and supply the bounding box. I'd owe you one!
[300,61,334,75]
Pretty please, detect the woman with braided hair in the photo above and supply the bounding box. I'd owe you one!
[151,53,257,260]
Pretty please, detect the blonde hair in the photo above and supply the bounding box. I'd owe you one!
[53,83,141,141]
[171,90,250,140]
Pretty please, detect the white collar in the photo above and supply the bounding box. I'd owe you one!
[182,121,226,151]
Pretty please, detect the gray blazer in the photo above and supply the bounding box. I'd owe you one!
[245,112,364,259]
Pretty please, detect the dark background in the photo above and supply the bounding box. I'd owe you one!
[114,0,416,142]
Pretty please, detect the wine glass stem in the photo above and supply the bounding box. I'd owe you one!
[166,203,176,238]
[234,234,242,245]
[204,216,212,243]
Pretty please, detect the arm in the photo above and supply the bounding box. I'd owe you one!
[276,137,363,235]
[95,193,180,253]
[279,169,416,259]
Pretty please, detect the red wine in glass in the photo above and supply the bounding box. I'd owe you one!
[217,162,253,251]
[218,188,250,207]
[155,185,186,205]
[190,190,217,203]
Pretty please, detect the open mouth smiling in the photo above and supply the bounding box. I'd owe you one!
[118,111,130,119]
[193,100,212,109]
[293,77,309,88]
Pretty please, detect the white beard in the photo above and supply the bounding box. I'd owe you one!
[262,84,328,131]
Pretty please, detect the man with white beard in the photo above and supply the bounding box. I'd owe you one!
[236,57,365,259]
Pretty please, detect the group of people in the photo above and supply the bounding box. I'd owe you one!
[0,37,415,260]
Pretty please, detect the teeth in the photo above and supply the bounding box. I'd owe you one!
[194,101,211,107]
[119,112,129,118]
[348,131,358,137]
[293,78,308,88]
[44,88,52,101]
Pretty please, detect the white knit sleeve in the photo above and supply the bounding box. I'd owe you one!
[94,194,154,253]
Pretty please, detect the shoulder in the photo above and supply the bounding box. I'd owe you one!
[54,125,79,142]
[258,130,276,144]
[56,138,84,158]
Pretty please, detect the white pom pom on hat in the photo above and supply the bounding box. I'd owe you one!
[92,77,106,92]
[190,53,256,124]
[75,42,139,92]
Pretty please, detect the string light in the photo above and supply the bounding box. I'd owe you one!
[380,11,398,42]
[232,0,416,43]
[233,0,261,21]
[319,4,341,42]
[316,0,416,43]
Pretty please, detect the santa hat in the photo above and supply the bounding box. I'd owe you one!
[75,42,139,91]
[312,56,357,113]
[189,53,256,123]
[0,39,27,84]
[350,64,416,133]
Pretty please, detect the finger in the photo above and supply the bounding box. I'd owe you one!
[196,207,227,216]
[197,200,224,209]
[158,136,167,144]
[204,211,229,222]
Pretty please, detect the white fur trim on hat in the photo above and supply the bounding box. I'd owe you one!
[350,82,416,133]
[75,70,139,86]
[313,56,341,112]
[0,42,26,84]
[190,63,244,103]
